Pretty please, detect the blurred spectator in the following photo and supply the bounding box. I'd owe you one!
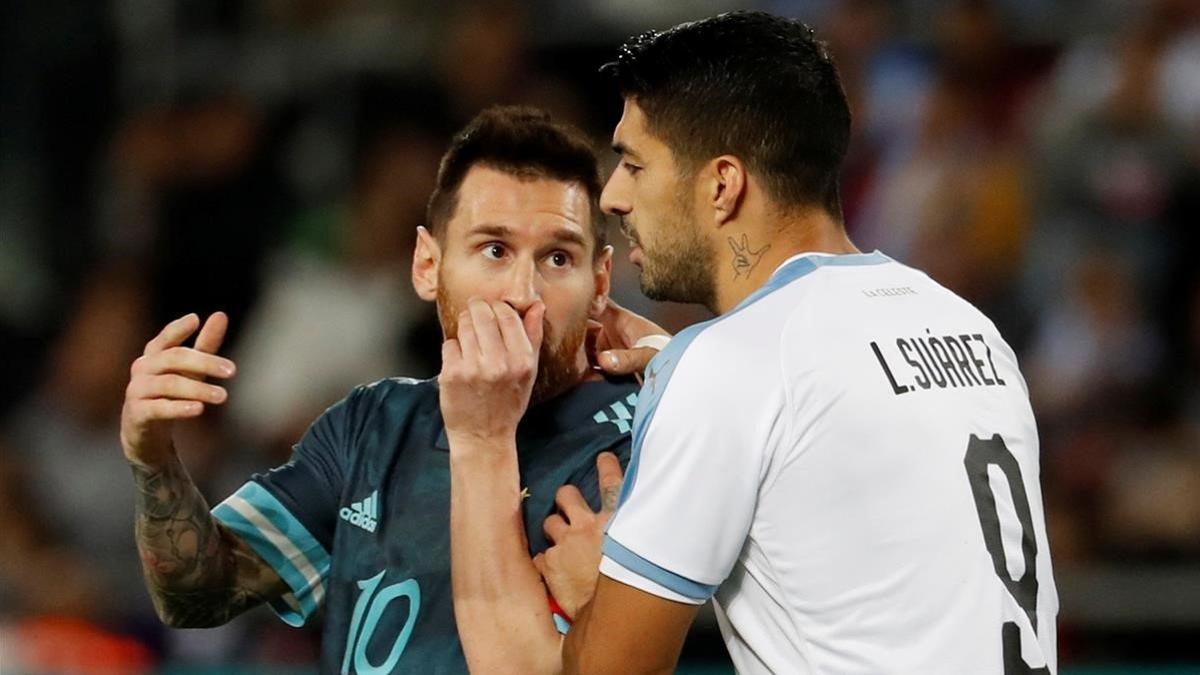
[2,0,1199,665]
[108,94,292,340]
[226,126,444,460]
[1,266,153,626]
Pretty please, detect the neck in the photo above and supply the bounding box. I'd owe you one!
[711,208,859,314]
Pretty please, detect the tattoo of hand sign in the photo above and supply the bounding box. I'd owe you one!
[728,234,771,279]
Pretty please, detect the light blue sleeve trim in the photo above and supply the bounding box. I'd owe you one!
[552,614,571,635]
[618,251,893,511]
[602,535,718,602]
[212,481,331,626]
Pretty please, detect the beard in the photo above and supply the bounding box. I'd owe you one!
[436,284,589,405]
[629,185,717,310]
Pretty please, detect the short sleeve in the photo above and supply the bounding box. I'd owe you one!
[212,389,360,626]
[601,333,778,605]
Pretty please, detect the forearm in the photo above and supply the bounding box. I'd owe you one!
[562,576,697,675]
[131,451,277,627]
[450,442,561,674]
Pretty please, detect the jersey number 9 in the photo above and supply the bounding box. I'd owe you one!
[964,434,1051,675]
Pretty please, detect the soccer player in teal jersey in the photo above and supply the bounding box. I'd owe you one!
[119,107,638,673]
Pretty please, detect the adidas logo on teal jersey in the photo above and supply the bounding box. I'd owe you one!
[340,490,380,533]
[593,393,639,434]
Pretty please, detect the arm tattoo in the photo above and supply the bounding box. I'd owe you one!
[728,234,771,279]
[132,456,285,627]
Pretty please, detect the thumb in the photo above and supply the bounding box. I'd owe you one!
[532,552,548,577]
[596,451,624,513]
[523,301,546,352]
[597,347,657,376]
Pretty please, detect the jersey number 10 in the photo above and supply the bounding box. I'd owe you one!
[342,572,421,675]
[964,433,1051,675]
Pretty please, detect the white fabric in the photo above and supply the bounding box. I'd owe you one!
[632,334,672,351]
[603,252,1058,674]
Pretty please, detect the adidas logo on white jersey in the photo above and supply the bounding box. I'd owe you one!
[339,490,380,533]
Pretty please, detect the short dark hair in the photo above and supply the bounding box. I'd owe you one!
[426,106,607,255]
[602,11,851,217]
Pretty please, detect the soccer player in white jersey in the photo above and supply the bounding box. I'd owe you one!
[535,11,1058,674]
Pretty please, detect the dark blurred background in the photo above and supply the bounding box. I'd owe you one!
[0,0,1197,673]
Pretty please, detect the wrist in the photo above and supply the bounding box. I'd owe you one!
[123,443,179,473]
[445,430,518,457]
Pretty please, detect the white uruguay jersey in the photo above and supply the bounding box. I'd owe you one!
[602,251,1057,674]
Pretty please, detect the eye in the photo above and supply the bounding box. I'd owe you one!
[622,161,642,176]
[481,243,506,260]
[545,251,573,268]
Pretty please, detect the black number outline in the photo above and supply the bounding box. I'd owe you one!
[964,433,1051,675]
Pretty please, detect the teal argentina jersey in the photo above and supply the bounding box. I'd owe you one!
[212,375,638,674]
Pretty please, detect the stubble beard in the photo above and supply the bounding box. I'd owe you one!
[436,285,589,406]
[634,186,717,311]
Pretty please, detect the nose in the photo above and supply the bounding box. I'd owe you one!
[600,169,630,217]
[501,256,541,314]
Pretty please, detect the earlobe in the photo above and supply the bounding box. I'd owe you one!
[712,156,746,227]
[590,245,614,317]
[411,226,441,302]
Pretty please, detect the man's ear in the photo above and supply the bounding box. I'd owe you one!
[590,244,614,318]
[412,226,441,302]
[707,155,747,227]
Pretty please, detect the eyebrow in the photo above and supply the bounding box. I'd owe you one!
[612,142,644,162]
[467,224,589,249]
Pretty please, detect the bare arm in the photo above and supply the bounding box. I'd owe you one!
[122,312,287,627]
[562,576,699,675]
[442,299,562,674]
[449,443,562,674]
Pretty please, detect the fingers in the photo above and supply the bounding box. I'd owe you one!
[596,452,624,513]
[494,301,534,359]
[143,314,201,356]
[597,347,658,376]
[467,299,503,361]
[544,513,569,543]
[132,347,236,380]
[456,308,480,362]
[127,399,206,424]
[532,552,547,577]
[555,484,591,523]
[193,311,229,355]
[441,338,463,370]
[127,374,228,405]
[595,297,669,350]
[523,300,545,352]
[455,300,539,383]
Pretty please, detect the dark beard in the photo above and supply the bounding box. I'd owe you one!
[639,236,716,310]
[634,187,717,310]
[436,287,588,405]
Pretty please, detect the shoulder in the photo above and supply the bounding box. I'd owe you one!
[319,376,438,436]
[351,376,438,407]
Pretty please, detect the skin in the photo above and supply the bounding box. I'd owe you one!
[121,311,289,628]
[121,164,620,639]
[602,99,858,315]
[414,165,616,674]
[552,99,861,674]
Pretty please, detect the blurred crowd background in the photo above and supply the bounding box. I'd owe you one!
[1,0,1198,672]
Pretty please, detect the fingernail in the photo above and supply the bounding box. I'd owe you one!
[605,353,619,369]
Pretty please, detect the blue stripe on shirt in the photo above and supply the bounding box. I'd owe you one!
[212,481,331,626]
[603,535,719,602]
[617,251,892,509]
